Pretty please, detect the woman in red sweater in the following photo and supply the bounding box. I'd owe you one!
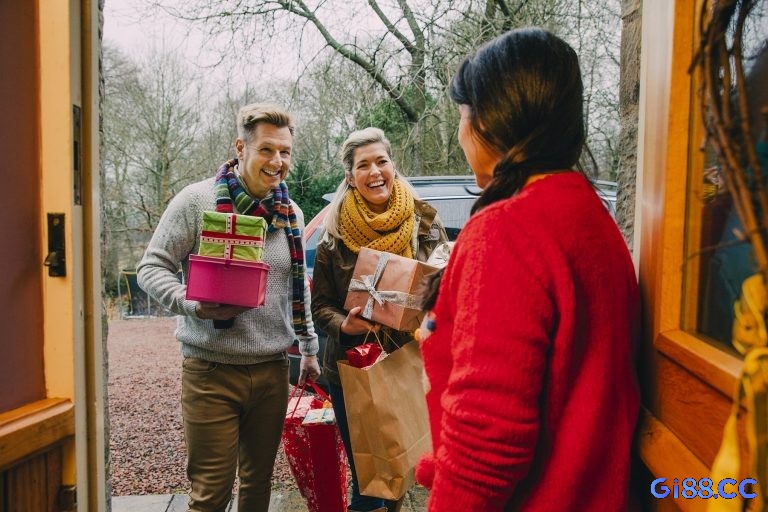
[415,28,640,511]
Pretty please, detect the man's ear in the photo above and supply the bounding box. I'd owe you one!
[235,138,244,157]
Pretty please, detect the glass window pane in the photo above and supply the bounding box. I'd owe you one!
[426,198,475,240]
[684,3,768,351]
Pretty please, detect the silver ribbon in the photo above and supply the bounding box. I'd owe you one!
[348,252,424,318]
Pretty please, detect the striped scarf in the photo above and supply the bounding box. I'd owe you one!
[213,159,308,336]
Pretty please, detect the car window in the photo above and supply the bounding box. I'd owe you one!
[595,181,617,218]
[423,197,475,241]
[603,198,617,217]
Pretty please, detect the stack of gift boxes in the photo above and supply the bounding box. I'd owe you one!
[185,211,270,308]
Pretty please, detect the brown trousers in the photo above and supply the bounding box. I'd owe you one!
[181,357,289,512]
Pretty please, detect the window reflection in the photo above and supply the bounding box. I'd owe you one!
[689,2,767,349]
[697,161,745,345]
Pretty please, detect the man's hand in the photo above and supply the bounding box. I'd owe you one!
[340,306,380,335]
[195,301,251,321]
[298,355,321,386]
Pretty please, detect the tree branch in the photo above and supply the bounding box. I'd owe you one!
[396,0,425,52]
[277,0,419,122]
[367,0,418,55]
[697,0,768,277]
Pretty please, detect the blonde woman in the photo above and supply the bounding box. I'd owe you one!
[311,127,447,512]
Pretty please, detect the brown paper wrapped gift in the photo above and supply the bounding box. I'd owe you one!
[344,247,439,331]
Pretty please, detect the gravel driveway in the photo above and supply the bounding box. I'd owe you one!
[107,317,297,496]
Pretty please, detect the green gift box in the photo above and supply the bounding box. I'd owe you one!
[198,211,266,262]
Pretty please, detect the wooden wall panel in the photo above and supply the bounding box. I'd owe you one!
[655,354,732,466]
[639,412,708,512]
[655,499,685,512]
[4,446,62,512]
[6,455,45,511]
[0,399,74,472]
[45,448,62,511]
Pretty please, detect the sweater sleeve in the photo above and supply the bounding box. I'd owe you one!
[428,220,555,511]
[136,186,202,317]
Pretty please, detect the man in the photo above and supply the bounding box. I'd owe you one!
[137,103,321,512]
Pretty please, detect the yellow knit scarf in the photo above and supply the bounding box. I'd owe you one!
[339,179,415,258]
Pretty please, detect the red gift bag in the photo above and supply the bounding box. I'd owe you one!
[282,381,348,512]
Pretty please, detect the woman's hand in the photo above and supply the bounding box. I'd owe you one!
[340,306,380,335]
[298,355,322,386]
[194,301,251,320]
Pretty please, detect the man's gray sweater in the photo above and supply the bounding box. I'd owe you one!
[137,178,319,364]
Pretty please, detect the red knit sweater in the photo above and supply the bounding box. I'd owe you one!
[416,172,640,511]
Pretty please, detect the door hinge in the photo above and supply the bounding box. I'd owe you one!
[58,485,77,511]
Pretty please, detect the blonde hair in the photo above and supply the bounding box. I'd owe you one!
[236,103,294,142]
[322,127,418,246]
[340,127,391,174]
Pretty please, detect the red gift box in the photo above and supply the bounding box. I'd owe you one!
[346,342,383,369]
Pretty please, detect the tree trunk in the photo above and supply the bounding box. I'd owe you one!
[617,0,642,247]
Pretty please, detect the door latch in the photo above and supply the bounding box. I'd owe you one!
[57,485,77,510]
[44,213,66,277]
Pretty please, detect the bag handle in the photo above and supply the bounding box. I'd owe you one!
[361,328,402,352]
[288,380,332,419]
[381,329,402,350]
[306,379,332,403]
[361,328,382,349]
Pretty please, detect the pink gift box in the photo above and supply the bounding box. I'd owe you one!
[186,254,270,308]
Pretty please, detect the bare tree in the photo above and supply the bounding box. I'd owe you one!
[102,44,205,273]
[146,0,622,178]
[615,0,641,245]
[152,0,570,173]
[155,0,446,123]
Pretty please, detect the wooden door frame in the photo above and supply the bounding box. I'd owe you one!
[37,0,106,510]
[634,0,743,510]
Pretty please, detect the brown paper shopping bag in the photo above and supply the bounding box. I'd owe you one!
[337,341,432,500]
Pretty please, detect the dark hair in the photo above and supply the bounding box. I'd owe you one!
[450,28,587,214]
[419,269,444,311]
